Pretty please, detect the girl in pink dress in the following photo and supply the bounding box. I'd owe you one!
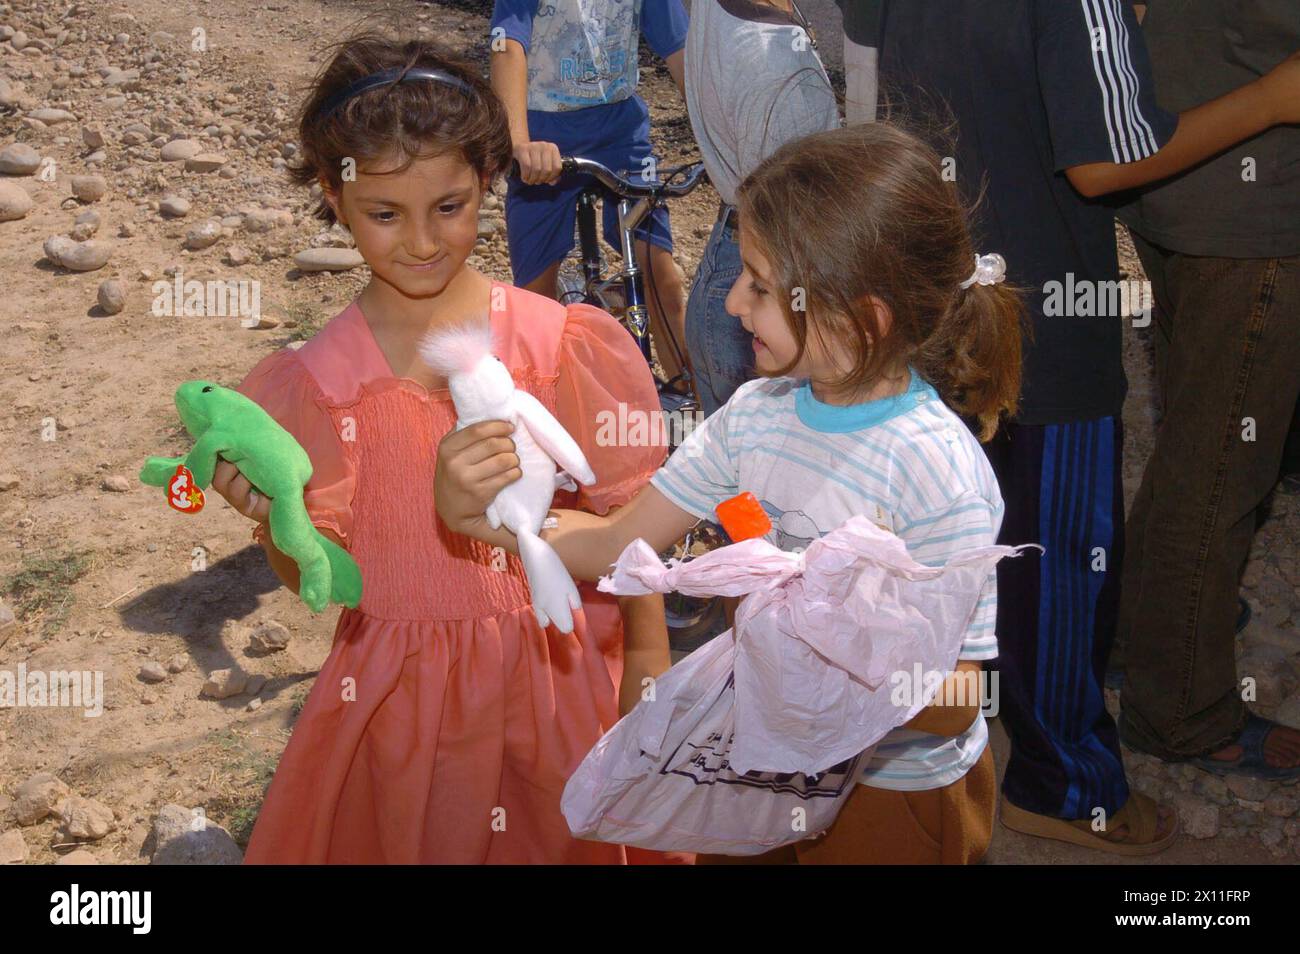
[210,34,681,864]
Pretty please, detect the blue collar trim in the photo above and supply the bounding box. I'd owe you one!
[794,368,938,433]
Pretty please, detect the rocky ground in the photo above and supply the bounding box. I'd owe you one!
[0,0,1296,865]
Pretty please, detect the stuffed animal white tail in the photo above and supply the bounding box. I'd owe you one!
[421,319,596,634]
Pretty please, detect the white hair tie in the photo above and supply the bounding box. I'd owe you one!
[960,253,1007,290]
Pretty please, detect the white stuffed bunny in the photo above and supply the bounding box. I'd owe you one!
[420,321,596,634]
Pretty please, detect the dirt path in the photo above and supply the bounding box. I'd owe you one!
[0,0,1294,865]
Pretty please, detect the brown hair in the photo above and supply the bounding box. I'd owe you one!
[734,122,1025,441]
[293,30,513,224]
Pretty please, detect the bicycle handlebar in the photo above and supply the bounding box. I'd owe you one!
[509,156,708,199]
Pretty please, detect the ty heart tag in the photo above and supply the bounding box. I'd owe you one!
[167,464,205,513]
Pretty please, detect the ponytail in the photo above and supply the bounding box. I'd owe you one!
[924,281,1026,442]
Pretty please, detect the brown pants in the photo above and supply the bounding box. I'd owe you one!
[698,746,996,865]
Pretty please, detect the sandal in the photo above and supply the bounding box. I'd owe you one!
[1000,792,1178,856]
[1186,713,1300,782]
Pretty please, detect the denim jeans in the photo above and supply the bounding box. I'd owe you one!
[1116,233,1300,758]
[685,210,751,418]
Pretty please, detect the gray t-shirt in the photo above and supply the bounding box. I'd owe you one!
[1118,0,1300,258]
[685,0,841,207]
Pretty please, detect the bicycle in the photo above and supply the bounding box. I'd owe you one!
[509,154,729,653]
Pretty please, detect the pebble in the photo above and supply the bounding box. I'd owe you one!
[201,667,248,699]
[55,849,99,865]
[44,235,113,271]
[184,153,227,173]
[246,698,263,712]
[248,620,291,653]
[97,279,125,314]
[70,174,107,202]
[183,219,222,250]
[0,475,17,491]
[81,126,105,150]
[58,796,116,841]
[0,180,34,221]
[294,247,364,272]
[165,653,189,674]
[245,674,268,696]
[138,661,168,683]
[14,772,70,826]
[159,195,191,218]
[100,474,131,492]
[225,245,250,266]
[159,139,202,162]
[0,142,42,175]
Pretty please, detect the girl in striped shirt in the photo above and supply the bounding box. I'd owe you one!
[436,121,1026,864]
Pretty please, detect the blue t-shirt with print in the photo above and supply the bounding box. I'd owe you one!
[491,0,688,111]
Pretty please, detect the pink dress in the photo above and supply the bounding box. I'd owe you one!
[235,280,677,864]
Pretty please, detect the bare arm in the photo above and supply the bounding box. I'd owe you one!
[663,47,685,100]
[490,37,531,149]
[434,420,700,581]
[490,37,562,184]
[211,458,346,598]
[1066,51,1300,198]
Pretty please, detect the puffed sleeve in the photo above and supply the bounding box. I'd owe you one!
[235,349,357,547]
[554,303,668,516]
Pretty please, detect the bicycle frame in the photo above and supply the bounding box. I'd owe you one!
[573,187,655,361]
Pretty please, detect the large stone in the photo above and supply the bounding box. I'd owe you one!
[14,772,70,826]
[0,829,27,864]
[1225,774,1274,803]
[147,804,243,865]
[43,235,113,272]
[0,180,33,221]
[70,175,107,202]
[242,208,292,233]
[159,139,202,162]
[294,247,364,272]
[183,219,222,250]
[97,279,126,315]
[138,661,168,683]
[55,849,99,865]
[58,796,116,841]
[201,668,248,699]
[159,195,191,218]
[1172,793,1220,840]
[27,108,76,125]
[184,153,227,173]
[0,142,42,175]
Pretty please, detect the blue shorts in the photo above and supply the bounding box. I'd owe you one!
[504,96,674,288]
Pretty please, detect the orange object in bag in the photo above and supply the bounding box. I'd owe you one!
[715,492,772,542]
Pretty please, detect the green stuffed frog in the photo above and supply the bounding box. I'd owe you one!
[140,380,362,612]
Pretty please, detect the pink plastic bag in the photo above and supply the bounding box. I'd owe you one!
[560,514,1033,855]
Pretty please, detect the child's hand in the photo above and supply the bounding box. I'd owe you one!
[434,419,521,539]
[211,457,271,524]
[513,140,563,185]
[1259,51,1300,125]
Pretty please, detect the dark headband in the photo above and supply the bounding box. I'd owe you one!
[316,67,473,119]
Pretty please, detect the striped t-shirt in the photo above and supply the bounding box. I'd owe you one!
[651,370,1003,791]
